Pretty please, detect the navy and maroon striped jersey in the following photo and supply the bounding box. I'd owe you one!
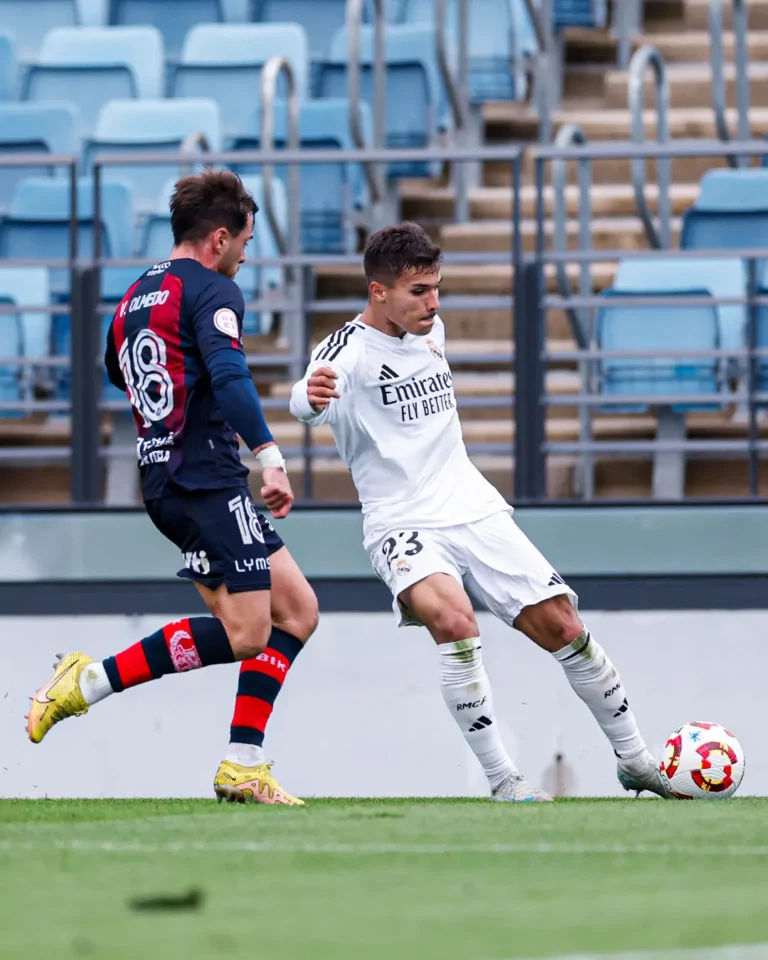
[105,257,250,500]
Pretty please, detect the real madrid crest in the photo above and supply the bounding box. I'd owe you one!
[426,339,443,361]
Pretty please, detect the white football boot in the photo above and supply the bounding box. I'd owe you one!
[492,774,554,802]
[617,749,673,798]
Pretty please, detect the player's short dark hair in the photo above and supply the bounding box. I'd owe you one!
[170,170,258,245]
[363,222,442,286]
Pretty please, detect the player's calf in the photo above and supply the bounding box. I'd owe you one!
[516,594,658,783]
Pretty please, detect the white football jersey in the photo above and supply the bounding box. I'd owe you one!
[289,315,510,549]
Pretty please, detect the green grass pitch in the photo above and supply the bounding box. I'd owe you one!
[1,797,767,960]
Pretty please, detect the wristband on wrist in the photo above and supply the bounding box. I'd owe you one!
[256,444,286,471]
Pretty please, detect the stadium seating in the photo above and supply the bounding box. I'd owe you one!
[0,176,134,297]
[109,0,225,59]
[0,104,79,213]
[0,32,17,100]
[255,0,346,63]
[0,0,80,61]
[596,289,723,413]
[399,0,535,102]
[613,257,746,357]
[0,267,51,411]
[85,98,222,217]
[171,24,309,147]
[682,169,768,252]
[318,23,443,178]
[552,0,607,28]
[232,98,372,253]
[22,27,164,139]
[755,261,768,394]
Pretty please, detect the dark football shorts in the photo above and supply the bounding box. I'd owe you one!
[145,485,284,593]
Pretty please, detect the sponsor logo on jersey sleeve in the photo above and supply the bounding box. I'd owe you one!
[214,307,239,338]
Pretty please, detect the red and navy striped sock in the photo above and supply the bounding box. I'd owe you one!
[229,628,304,747]
[103,617,235,692]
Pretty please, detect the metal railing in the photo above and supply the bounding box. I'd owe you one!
[526,137,768,502]
[709,0,751,168]
[8,136,768,506]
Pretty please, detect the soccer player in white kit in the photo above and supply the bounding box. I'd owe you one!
[290,223,670,801]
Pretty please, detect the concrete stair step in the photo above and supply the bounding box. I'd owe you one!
[605,62,768,110]
[484,153,732,188]
[550,106,768,142]
[636,30,768,63]
[683,0,768,31]
[441,216,680,254]
[470,182,697,220]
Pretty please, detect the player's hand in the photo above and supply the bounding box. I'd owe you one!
[307,366,340,411]
[261,466,294,519]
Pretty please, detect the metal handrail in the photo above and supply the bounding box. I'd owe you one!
[260,55,300,260]
[178,130,210,177]
[709,0,750,168]
[436,0,466,129]
[552,124,592,349]
[347,0,384,204]
[628,45,671,248]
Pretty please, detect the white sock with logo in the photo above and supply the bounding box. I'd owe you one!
[78,661,114,706]
[439,638,520,790]
[552,629,647,762]
[225,743,266,767]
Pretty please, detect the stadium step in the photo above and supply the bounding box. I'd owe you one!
[440,216,682,254]
[636,30,768,63]
[467,183,698,221]
[683,0,768,31]
[605,62,768,111]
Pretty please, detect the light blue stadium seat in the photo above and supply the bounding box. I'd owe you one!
[318,24,442,178]
[23,27,164,139]
[400,0,535,102]
[171,24,309,146]
[0,32,17,100]
[0,176,134,298]
[596,289,722,413]
[614,257,746,355]
[0,0,80,61]
[85,98,221,217]
[696,169,768,211]
[109,0,224,59]
[0,104,79,213]
[0,267,51,413]
[681,208,768,252]
[553,0,607,28]
[232,98,372,253]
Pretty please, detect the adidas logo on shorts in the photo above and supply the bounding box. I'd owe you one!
[379,364,399,381]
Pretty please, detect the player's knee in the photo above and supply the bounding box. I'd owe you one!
[275,594,319,644]
[430,607,478,644]
[538,597,583,651]
[225,620,271,659]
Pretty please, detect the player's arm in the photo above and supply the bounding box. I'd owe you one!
[289,343,357,426]
[191,280,293,518]
[104,321,126,391]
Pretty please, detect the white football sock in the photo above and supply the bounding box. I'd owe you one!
[78,661,114,706]
[439,638,520,790]
[225,743,266,767]
[553,629,646,761]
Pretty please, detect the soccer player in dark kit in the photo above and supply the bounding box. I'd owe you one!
[26,171,317,806]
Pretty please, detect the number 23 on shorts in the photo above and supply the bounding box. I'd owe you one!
[381,531,423,576]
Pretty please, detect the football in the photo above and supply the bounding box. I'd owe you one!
[660,721,745,799]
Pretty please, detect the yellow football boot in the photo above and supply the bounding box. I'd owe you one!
[26,652,92,744]
[214,760,305,806]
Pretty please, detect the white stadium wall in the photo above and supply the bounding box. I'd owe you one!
[2,609,766,799]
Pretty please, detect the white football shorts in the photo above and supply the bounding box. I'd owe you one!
[369,510,577,628]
